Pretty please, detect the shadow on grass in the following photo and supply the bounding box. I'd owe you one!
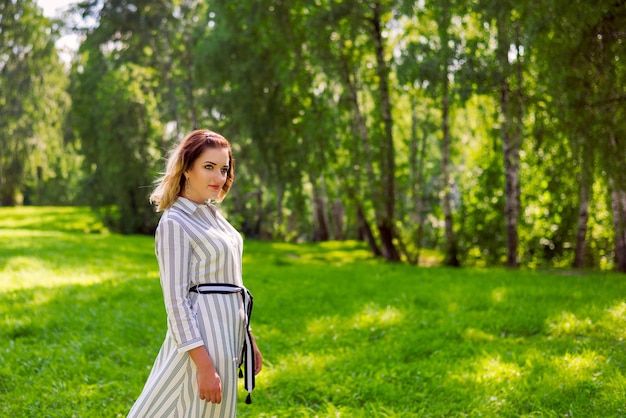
[2,228,626,417]
[241,262,626,417]
[0,275,164,417]
[3,268,626,417]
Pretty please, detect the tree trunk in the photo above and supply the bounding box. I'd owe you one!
[0,156,21,206]
[608,132,626,272]
[411,100,431,265]
[497,16,522,268]
[311,177,330,241]
[610,184,626,273]
[159,22,180,140]
[441,82,459,266]
[254,191,263,237]
[331,198,345,240]
[409,96,423,263]
[337,39,384,256]
[183,34,198,130]
[356,204,382,257]
[369,2,400,261]
[0,186,16,206]
[573,145,593,269]
[275,184,284,229]
[501,86,522,268]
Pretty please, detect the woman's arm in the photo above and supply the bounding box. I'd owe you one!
[188,346,222,403]
[156,218,204,351]
[250,332,263,375]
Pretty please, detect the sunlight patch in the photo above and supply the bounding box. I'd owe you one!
[4,256,45,274]
[552,351,602,384]
[491,287,507,303]
[1,268,108,292]
[474,356,521,384]
[307,315,341,336]
[306,304,403,337]
[267,351,338,379]
[606,301,626,319]
[598,301,626,340]
[352,303,403,329]
[452,355,522,385]
[463,327,496,341]
[546,311,593,337]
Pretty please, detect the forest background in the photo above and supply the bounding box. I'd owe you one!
[1,0,625,271]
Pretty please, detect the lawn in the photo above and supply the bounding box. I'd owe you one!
[1,206,625,417]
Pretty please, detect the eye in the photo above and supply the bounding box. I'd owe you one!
[221,168,229,175]
[204,164,214,170]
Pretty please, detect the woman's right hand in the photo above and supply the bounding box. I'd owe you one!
[197,367,222,404]
[189,346,222,403]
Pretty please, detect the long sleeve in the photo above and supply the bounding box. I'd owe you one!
[155,218,204,353]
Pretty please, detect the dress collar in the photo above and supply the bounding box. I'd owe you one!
[174,196,218,217]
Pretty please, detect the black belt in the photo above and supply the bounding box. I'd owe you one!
[189,283,255,404]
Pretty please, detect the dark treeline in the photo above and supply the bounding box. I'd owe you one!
[1,0,625,271]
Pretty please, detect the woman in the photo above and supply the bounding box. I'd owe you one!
[128,130,262,418]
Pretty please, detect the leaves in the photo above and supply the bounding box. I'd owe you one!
[2,0,625,268]
[0,0,72,205]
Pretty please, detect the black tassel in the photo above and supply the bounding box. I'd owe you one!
[239,368,243,378]
[245,393,252,404]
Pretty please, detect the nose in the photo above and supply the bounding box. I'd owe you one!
[213,170,226,180]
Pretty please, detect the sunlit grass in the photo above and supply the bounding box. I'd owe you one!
[1,206,626,417]
[0,228,157,292]
[246,239,376,267]
[0,206,107,233]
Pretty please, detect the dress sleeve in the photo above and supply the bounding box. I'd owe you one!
[155,218,204,353]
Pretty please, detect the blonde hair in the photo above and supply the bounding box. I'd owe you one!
[150,129,235,211]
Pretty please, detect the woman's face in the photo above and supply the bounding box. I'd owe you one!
[183,147,230,203]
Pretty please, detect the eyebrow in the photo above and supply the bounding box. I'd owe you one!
[203,160,229,167]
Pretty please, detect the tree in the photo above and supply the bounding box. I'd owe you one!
[311,0,401,260]
[34,0,622,272]
[397,0,469,266]
[71,41,162,233]
[535,0,626,271]
[0,0,70,205]
[468,0,530,268]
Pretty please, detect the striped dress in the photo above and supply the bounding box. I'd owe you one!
[128,197,248,418]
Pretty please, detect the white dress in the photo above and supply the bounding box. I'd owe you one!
[128,197,249,418]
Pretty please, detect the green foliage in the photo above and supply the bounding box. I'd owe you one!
[71,58,163,233]
[3,0,625,270]
[2,207,626,416]
[518,134,587,269]
[0,0,78,205]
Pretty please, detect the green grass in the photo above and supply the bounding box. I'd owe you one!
[1,206,625,417]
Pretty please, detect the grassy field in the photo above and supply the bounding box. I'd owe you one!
[1,206,625,417]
